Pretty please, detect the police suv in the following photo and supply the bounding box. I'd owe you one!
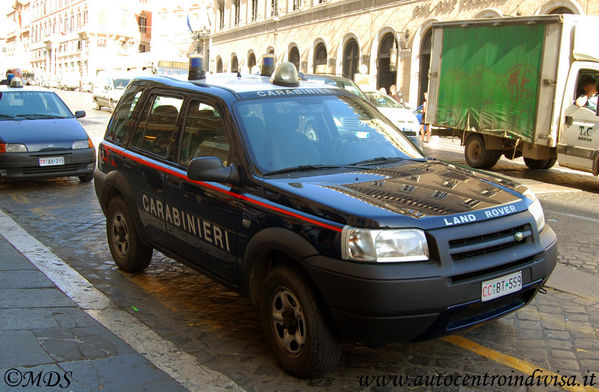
[94,62,557,377]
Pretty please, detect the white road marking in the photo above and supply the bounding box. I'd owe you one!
[545,209,599,223]
[0,209,243,392]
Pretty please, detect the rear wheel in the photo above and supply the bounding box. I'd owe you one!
[261,266,341,378]
[464,134,501,169]
[94,98,101,110]
[106,197,152,273]
[524,157,556,170]
[78,171,94,182]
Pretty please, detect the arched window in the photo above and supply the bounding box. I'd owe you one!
[248,52,256,72]
[343,39,359,81]
[548,6,574,14]
[231,55,239,72]
[377,32,396,91]
[418,29,432,106]
[288,46,300,70]
[216,57,223,73]
[313,43,327,73]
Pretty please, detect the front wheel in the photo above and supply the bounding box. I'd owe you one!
[464,134,501,169]
[93,98,101,110]
[261,266,341,378]
[524,157,556,170]
[106,197,152,273]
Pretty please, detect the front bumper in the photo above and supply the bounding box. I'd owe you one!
[0,148,96,179]
[303,216,557,346]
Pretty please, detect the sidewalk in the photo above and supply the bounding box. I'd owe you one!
[0,234,190,392]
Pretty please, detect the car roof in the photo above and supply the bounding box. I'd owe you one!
[0,85,54,93]
[129,73,347,101]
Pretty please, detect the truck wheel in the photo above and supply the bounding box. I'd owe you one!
[107,197,152,273]
[94,99,101,110]
[465,134,501,169]
[524,157,556,170]
[261,266,341,378]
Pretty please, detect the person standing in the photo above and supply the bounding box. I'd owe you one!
[421,92,431,143]
[389,84,400,101]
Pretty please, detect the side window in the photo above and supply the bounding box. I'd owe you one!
[179,99,230,166]
[105,87,143,144]
[574,70,599,112]
[132,94,183,158]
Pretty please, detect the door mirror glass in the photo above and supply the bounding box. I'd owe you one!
[187,156,239,184]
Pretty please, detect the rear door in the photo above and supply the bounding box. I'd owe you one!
[125,90,184,248]
[163,96,242,284]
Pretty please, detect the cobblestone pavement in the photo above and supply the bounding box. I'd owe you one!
[1,91,597,391]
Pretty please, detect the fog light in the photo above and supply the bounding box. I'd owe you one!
[0,169,7,176]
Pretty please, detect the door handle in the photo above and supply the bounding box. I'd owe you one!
[565,116,573,126]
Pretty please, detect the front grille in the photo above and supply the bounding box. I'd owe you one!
[449,224,532,261]
[20,164,82,175]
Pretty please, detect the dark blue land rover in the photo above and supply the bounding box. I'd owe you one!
[94,63,557,377]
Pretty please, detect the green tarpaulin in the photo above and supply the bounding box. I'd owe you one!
[435,24,545,142]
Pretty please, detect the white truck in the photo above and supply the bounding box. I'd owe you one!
[427,15,599,175]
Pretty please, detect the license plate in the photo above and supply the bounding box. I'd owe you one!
[39,157,65,166]
[481,271,522,302]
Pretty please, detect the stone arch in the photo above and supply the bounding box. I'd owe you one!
[535,0,583,15]
[475,8,503,18]
[336,32,361,77]
[409,18,440,108]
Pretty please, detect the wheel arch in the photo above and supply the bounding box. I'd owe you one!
[242,227,320,305]
[99,171,151,247]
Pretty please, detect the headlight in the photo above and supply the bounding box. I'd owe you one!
[0,143,28,152]
[528,199,545,232]
[72,139,92,149]
[342,227,429,263]
[523,189,545,232]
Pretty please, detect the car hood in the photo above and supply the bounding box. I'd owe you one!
[377,107,419,124]
[262,160,530,229]
[0,118,89,151]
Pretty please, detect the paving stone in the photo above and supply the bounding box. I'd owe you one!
[0,270,53,289]
[0,330,54,368]
[0,308,60,330]
[0,288,73,308]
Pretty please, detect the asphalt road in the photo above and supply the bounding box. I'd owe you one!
[1,89,598,391]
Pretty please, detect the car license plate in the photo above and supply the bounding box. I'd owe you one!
[481,271,522,302]
[39,157,65,166]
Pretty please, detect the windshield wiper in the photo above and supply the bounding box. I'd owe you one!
[347,156,408,166]
[0,114,17,119]
[264,164,342,176]
[16,114,67,119]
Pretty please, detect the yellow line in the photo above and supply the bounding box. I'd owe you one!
[442,335,599,392]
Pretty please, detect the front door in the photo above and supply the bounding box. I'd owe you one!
[164,97,241,284]
[560,68,599,171]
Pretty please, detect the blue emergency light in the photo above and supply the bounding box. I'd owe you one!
[188,55,206,80]
[261,54,276,77]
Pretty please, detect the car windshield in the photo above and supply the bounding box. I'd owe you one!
[114,78,131,89]
[235,93,424,175]
[0,90,72,120]
[365,91,406,109]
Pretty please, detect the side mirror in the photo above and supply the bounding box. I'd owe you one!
[75,110,86,119]
[187,157,240,185]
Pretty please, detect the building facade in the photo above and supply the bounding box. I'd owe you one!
[209,0,597,107]
[3,0,152,85]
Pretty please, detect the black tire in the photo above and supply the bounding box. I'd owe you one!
[106,197,152,273]
[78,171,94,182]
[94,98,101,110]
[261,266,342,378]
[464,134,501,169]
[524,157,556,170]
